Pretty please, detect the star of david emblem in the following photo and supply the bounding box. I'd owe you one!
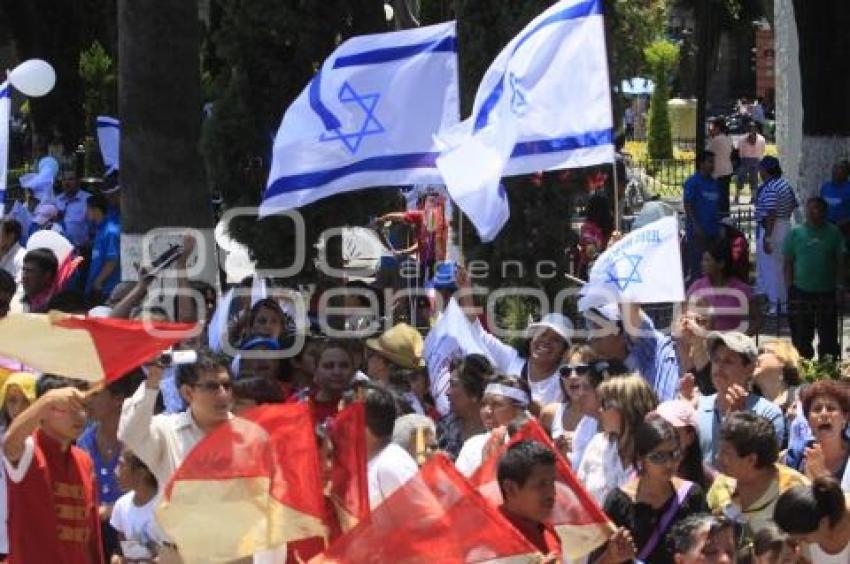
[508,73,529,116]
[606,253,643,291]
[319,81,385,154]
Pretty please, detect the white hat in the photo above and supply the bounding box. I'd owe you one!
[527,313,573,344]
[32,203,59,226]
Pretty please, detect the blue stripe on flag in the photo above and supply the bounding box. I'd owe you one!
[96,118,120,129]
[473,0,603,132]
[334,35,457,68]
[309,69,342,131]
[0,84,9,98]
[511,128,613,158]
[265,128,612,199]
[265,152,440,198]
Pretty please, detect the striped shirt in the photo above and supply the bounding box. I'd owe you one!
[755,176,798,222]
[624,315,680,402]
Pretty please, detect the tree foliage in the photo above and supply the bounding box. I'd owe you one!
[79,40,116,134]
[646,39,679,160]
[202,0,393,282]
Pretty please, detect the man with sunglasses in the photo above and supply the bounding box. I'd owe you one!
[118,349,234,487]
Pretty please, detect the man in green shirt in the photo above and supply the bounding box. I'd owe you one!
[783,196,845,358]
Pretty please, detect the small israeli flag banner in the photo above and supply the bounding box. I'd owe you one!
[96,116,120,174]
[260,21,459,215]
[437,0,614,242]
[0,81,10,210]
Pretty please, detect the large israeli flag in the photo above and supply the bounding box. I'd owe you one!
[0,81,10,210]
[260,22,458,215]
[437,0,613,242]
[96,116,120,174]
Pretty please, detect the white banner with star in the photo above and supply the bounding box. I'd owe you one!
[578,216,684,311]
[260,21,459,215]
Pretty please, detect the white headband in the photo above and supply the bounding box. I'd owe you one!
[484,383,530,406]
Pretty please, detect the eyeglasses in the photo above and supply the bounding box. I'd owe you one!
[559,363,591,377]
[194,380,233,393]
[645,449,682,464]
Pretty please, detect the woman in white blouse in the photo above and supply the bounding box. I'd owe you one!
[577,374,659,503]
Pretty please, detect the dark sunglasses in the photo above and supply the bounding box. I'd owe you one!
[645,449,682,464]
[559,363,591,377]
[194,380,233,393]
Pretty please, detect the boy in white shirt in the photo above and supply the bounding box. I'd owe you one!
[110,449,163,562]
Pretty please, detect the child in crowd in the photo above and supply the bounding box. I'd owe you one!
[0,373,36,431]
[3,375,103,563]
[110,449,163,563]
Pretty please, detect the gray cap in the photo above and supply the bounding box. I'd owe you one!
[707,331,758,361]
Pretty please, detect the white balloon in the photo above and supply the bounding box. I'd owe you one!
[9,59,56,97]
[27,230,73,265]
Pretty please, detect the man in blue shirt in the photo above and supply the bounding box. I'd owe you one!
[683,151,721,283]
[696,331,785,468]
[819,160,850,227]
[585,303,680,402]
[85,194,121,304]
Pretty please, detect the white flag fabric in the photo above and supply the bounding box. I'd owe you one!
[436,0,613,242]
[423,297,492,416]
[260,22,459,215]
[0,81,10,210]
[578,216,684,311]
[96,116,120,174]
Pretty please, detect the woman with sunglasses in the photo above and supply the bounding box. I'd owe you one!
[577,374,659,503]
[455,375,532,477]
[601,415,708,564]
[539,345,603,467]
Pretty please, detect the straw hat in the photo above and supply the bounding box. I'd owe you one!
[366,323,424,369]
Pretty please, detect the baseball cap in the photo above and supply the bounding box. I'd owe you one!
[656,400,698,429]
[527,313,573,344]
[706,331,758,362]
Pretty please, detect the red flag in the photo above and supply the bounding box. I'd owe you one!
[312,454,540,563]
[326,402,369,533]
[469,419,613,560]
[0,313,195,382]
[156,403,328,562]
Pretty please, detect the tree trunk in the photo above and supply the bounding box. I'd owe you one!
[118,0,215,283]
[777,0,850,205]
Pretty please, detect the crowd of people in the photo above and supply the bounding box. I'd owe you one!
[2,116,850,562]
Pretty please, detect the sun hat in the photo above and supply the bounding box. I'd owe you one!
[365,323,424,369]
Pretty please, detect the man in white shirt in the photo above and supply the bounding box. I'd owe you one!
[364,383,418,509]
[0,220,25,282]
[118,349,234,488]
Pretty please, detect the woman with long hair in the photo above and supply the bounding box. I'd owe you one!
[753,339,803,439]
[655,400,713,491]
[577,374,659,503]
[539,345,604,467]
[774,477,850,562]
[686,240,759,333]
[602,415,708,564]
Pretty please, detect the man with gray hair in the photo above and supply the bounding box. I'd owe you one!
[391,413,437,465]
[695,331,785,467]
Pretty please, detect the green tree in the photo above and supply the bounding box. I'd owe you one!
[645,39,679,160]
[79,40,116,132]
[202,0,391,283]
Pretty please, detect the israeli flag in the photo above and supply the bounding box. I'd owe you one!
[260,22,459,215]
[578,216,684,311]
[0,81,10,210]
[437,0,614,242]
[96,116,120,174]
